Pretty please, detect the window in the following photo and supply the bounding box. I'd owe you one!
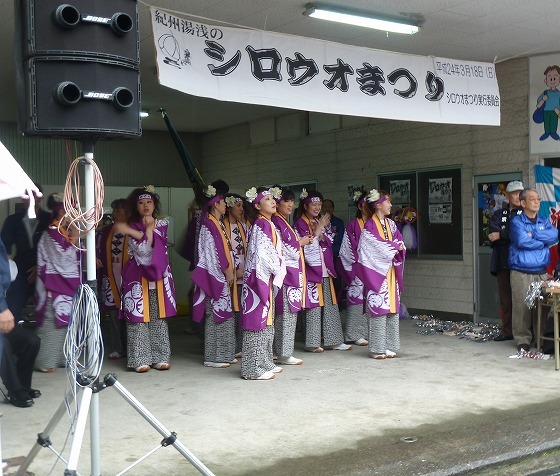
[379,167,462,259]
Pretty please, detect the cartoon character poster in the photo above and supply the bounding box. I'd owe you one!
[529,54,560,154]
[478,182,508,246]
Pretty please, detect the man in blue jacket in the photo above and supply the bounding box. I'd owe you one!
[509,188,559,351]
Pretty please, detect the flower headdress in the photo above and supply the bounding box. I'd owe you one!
[138,185,156,201]
[203,184,224,207]
[353,190,364,202]
[225,195,241,208]
[245,187,258,203]
[51,192,64,203]
[246,187,272,205]
[403,207,417,223]
[367,188,389,206]
[367,188,380,203]
[204,185,217,198]
[300,188,321,204]
[270,186,282,200]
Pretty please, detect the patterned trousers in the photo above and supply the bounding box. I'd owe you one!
[305,277,344,348]
[204,299,236,364]
[344,304,367,342]
[126,290,171,368]
[368,313,400,354]
[35,298,67,369]
[274,286,298,358]
[241,326,275,379]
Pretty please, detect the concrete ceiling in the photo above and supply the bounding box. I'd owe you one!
[2,0,560,133]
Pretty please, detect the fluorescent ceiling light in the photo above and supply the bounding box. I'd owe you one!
[304,4,419,35]
[140,111,149,118]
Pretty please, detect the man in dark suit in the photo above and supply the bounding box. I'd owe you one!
[1,189,51,322]
[0,189,48,407]
[0,237,32,407]
[0,240,15,334]
[488,180,524,342]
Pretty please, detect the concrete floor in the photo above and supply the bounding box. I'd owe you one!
[3,316,560,476]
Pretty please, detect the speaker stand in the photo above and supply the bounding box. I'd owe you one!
[16,374,215,476]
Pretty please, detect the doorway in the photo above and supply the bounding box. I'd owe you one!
[473,172,522,322]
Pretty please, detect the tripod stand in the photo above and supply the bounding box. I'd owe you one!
[17,373,215,475]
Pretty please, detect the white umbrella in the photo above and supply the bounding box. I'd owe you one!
[0,140,42,218]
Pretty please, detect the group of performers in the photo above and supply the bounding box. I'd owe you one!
[189,181,407,380]
[38,181,406,380]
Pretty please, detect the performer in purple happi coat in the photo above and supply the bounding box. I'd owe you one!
[339,189,371,346]
[293,189,351,353]
[240,187,286,380]
[115,186,176,373]
[271,186,310,366]
[356,189,406,360]
[223,193,250,357]
[191,181,237,368]
[35,193,82,372]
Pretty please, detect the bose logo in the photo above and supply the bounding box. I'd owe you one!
[82,15,111,24]
[83,92,113,100]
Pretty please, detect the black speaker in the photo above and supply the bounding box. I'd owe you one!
[21,0,139,64]
[22,57,140,138]
[14,0,141,139]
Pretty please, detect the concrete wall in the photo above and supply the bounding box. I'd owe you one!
[195,57,533,319]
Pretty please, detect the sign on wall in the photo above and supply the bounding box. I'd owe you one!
[428,177,453,224]
[390,179,411,206]
[151,8,500,126]
[529,54,560,155]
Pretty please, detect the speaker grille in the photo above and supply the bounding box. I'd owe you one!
[24,57,141,139]
[23,0,140,65]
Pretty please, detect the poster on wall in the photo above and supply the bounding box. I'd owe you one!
[477,182,509,246]
[389,179,411,207]
[429,204,452,224]
[529,54,560,155]
[347,183,366,221]
[428,177,452,223]
[428,177,452,203]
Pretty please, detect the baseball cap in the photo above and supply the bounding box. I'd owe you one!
[505,180,524,192]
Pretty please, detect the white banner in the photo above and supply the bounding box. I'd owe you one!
[151,8,500,126]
